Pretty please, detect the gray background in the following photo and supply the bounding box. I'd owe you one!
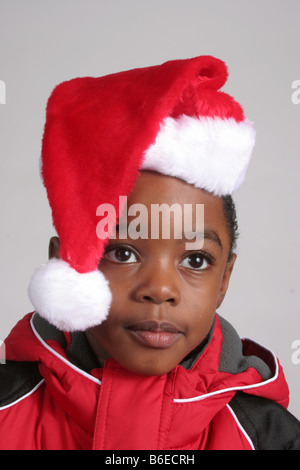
[0,0,299,420]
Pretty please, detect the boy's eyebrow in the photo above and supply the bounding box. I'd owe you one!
[114,224,223,250]
[184,229,223,250]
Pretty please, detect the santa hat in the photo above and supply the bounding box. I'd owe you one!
[28,55,255,332]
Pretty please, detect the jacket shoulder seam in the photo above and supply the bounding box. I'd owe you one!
[229,392,300,450]
[0,361,44,409]
[226,403,255,449]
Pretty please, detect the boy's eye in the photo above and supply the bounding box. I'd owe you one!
[105,247,138,263]
[180,253,210,271]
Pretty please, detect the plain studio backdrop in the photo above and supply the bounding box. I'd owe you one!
[0,0,299,420]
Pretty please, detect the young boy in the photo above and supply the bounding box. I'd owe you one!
[0,56,299,450]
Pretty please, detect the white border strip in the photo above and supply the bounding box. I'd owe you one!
[30,314,101,386]
[226,404,255,450]
[142,115,255,196]
[0,379,45,410]
[174,344,279,403]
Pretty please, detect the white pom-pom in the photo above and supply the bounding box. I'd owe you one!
[28,258,112,332]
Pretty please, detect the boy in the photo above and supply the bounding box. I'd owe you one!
[0,56,299,450]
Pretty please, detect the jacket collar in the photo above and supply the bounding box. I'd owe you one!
[30,311,275,381]
[6,311,289,409]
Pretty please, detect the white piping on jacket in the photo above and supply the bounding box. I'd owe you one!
[0,379,45,410]
[173,342,279,403]
[226,404,255,450]
[30,315,279,404]
[30,314,102,386]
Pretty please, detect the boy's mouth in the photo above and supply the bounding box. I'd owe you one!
[126,321,182,349]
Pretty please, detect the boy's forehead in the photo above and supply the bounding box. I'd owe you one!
[129,171,214,202]
[111,170,228,246]
[127,171,223,212]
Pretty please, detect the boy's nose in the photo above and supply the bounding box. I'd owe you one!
[133,263,180,306]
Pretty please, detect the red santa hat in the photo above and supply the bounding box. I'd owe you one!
[28,55,255,332]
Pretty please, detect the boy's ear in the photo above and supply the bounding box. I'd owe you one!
[48,236,60,260]
[216,253,237,309]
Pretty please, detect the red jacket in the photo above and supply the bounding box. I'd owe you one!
[0,312,299,450]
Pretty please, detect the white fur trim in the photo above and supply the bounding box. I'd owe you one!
[28,258,112,332]
[142,116,256,196]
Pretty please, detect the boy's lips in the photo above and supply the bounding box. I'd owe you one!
[126,320,182,349]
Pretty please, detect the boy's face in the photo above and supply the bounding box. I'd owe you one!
[84,171,236,376]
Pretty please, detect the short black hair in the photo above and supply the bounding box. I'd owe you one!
[222,195,239,260]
